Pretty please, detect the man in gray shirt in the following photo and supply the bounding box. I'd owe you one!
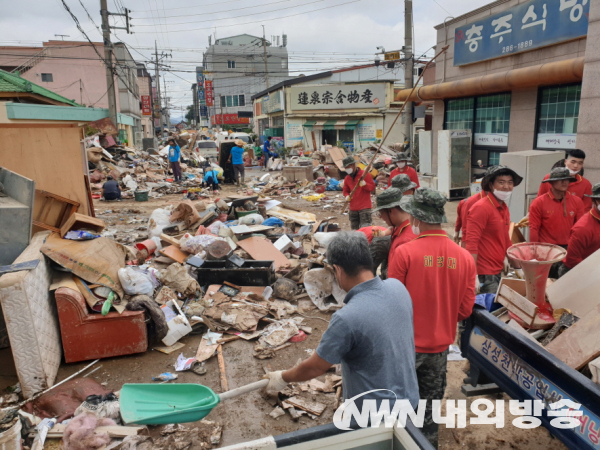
[264,232,419,416]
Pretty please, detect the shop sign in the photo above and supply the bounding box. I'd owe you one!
[211,114,250,125]
[205,80,214,107]
[287,123,303,141]
[537,133,577,149]
[141,95,151,116]
[290,83,386,111]
[263,91,284,114]
[454,0,590,66]
[200,106,208,119]
[474,133,508,147]
[357,123,376,142]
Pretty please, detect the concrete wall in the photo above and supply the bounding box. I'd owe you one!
[429,0,587,173]
[575,0,600,181]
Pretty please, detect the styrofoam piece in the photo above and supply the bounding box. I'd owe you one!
[0,231,62,398]
[274,235,294,252]
[161,300,193,346]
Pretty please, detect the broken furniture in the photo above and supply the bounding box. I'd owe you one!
[0,231,62,398]
[59,212,106,238]
[282,165,314,182]
[461,308,600,450]
[32,189,80,233]
[0,167,35,266]
[55,287,147,363]
[196,260,276,286]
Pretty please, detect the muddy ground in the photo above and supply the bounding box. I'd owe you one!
[0,167,564,449]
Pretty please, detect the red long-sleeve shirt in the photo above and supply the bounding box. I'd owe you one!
[455,200,464,233]
[388,232,476,353]
[387,166,420,188]
[464,193,511,275]
[343,169,375,211]
[563,209,600,269]
[458,191,485,237]
[390,220,416,255]
[357,226,387,244]
[538,173,592,211]
[528,191,584,245]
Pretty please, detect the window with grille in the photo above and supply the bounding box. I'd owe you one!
[536,84,581,150]
[474,93,510,147]
[227,60,236,69]
[445,98,474,131]
[41,73,53,82]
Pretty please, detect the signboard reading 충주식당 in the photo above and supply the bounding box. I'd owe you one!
[453,0,590,66]
[290,83,386,111]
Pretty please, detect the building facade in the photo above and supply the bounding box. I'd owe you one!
[136,62,154,138]
[202,34,290,126]
[252,64,407,152]
[395,0,599,180]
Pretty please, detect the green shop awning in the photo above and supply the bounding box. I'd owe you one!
[303,119,361,130]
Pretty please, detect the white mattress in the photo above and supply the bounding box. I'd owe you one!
[0,231,62,398]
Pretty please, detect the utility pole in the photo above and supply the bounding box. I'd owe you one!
[100,0,118,128]
[163,78,171,131]
[154,41,162,133]
[402,0,414,153]
[261,25,270,88]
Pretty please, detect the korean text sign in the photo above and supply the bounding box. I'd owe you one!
[141,95,151,116]
[290,83,386,111]
[205,80,214,107]
[454,0,590,66]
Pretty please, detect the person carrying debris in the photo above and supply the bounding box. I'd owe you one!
[387,188,476,449]
[560,182,600,277]
[464,165,523,294]
[263,232,419,417]
[101,175,121,201]
[202,168,219,194]
[228,139,246,185]
[538,149,593,210]
[342,156,376,230]
[167,139,182,182]
[387,153,419,189]
[262,136,273,171]
[390,173,417,196]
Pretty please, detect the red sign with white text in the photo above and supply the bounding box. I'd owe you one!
[141,95,152,116]
[211,114,250,125]
[205,80,214,107]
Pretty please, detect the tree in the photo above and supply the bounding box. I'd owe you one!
[185,104,194,123]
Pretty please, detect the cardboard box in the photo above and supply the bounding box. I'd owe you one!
[161,300,192,346]
[282,166,314,182]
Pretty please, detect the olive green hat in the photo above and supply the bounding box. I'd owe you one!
[393,152,410,162]
[585,182,600,199]
[373,188,404,212]
[481,165,523,191]
[542,167,577,183]
[342,156,356,168]
[391,174,417,193]
[399,187,448,224]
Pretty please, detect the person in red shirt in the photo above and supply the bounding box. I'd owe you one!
[387,153,420,189]
[374,188,416,257]
[342,156,376,230]
[560,183,600,277]
[464,165,523,294]
[529,167,585,246]
[538,149,593,210]
[388,187,476,448]
[357,225,387,243]
[391,173,417,195]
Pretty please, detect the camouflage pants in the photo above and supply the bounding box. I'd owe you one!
[478,273,501,294]
[349,209,372,230]
[415,350,449,449]
[370,236,391,279]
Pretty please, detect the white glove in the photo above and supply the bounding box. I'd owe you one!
[262,370,288,394]
[359,180,366,187]
[475,274,481,294]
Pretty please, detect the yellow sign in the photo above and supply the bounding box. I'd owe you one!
[376,129,383,139]
[384,51,400,61]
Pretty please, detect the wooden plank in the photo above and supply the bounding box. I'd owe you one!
[545,303,600,370]
[60,213,106,237]
[285,396,326,416]
[507,320,542,346]
[160,233,181,248]
[547,247,600,318]
[46,424,144,438]
[159,245,190,264]
[217,344,228,391]
[153,342,185,354]
[496,282,537,326]
[237,236,290,270]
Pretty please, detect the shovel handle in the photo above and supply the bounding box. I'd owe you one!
[218,379,269,401]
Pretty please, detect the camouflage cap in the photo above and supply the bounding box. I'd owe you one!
[399,187,448,224]
[373,188,404,212]
[585,182,600,198]
[481,165,523,191]
[393,152,410,162]
[542,167,577,183]
[391,174,417,193]
[342,156,356,167]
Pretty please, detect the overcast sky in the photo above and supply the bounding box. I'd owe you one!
[1,0,491,118]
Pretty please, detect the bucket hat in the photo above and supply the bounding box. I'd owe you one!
[542,167,577,183]
[391,174,417,193]
[342,156,356,168]
[373,188,404,212]
[399,187,448,224]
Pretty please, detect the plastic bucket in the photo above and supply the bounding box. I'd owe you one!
[0,418,21,450]
[134,190,149,202]
[135,238,158,256]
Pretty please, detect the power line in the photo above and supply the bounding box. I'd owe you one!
[135,0,363,33]
[432,0,451,16]
[77,0,102,35]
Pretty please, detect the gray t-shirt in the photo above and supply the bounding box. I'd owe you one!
[317,276,419,409]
